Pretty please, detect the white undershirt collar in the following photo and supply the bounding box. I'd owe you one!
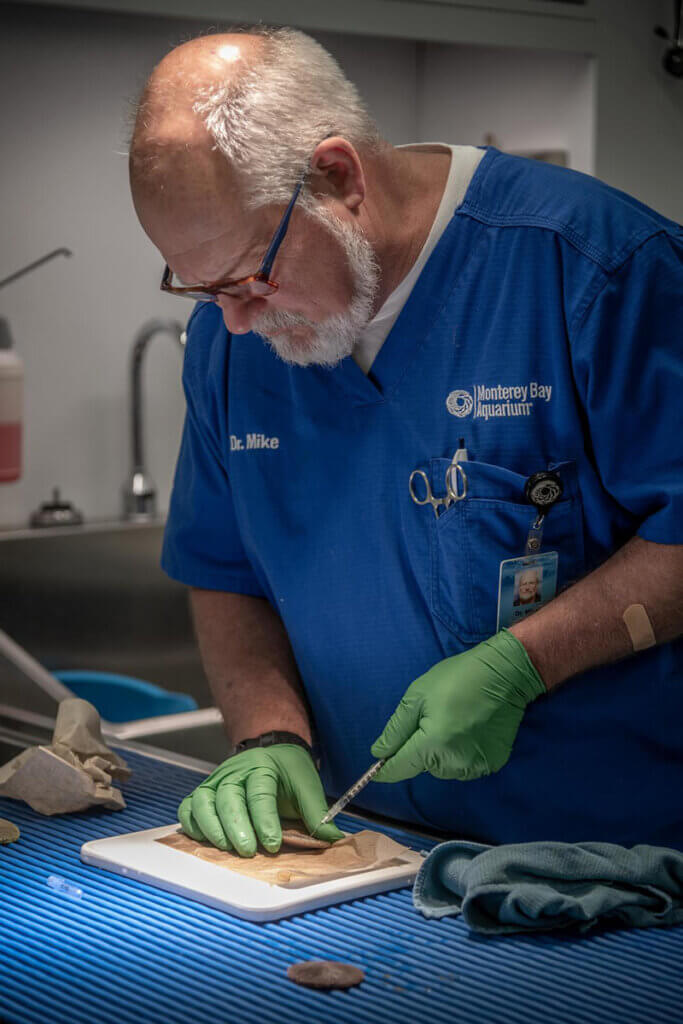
[352,144,484,375]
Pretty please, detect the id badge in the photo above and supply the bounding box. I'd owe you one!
[496,551,558,630]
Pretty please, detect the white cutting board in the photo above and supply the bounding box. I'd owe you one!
[81,824,424,922]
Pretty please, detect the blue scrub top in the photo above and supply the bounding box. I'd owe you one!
[163,149,683,849]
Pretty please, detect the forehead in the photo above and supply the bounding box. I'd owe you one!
[143,204,261,284]
[137,180,270,280]
[134,134,254,247]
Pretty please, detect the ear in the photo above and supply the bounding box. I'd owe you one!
[309,137,365,212]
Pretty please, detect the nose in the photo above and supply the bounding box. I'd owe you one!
[216,293,265,334]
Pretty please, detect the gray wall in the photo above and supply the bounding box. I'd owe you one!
[0,6,418,529]
[594,0,683,222]
[0,0,681,530]
[417,43,595,173]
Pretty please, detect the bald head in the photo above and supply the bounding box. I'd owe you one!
[130,32,265,160]
[129,33,266,236]
[129,27,382,234]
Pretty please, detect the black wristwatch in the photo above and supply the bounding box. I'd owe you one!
[233,730,315,759]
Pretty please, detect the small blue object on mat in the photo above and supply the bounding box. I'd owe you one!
[54,670,197,723]
[413,839,683,935]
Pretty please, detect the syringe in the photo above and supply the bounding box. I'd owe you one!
[315,759,386,832]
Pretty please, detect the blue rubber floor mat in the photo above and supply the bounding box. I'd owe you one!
[1,748,683,1024]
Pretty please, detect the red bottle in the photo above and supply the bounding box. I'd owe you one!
[0,321,23,483]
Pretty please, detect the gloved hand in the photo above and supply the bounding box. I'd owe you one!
[371,630,546,783]
[177,744,344,857]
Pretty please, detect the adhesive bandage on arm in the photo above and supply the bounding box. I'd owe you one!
[622,604,656,652]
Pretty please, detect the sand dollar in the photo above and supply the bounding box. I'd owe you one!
[287,961,365,990]
[0,819,20,845]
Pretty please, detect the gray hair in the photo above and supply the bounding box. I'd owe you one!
[192,27,384,210]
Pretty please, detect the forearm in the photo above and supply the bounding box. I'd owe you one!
[190,588,312,746]
[510,536,683,690]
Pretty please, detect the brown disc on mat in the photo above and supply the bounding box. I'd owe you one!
[287,961,365,990]
[0,819,20,845]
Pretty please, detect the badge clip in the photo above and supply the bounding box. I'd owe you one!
[523,471,564,555]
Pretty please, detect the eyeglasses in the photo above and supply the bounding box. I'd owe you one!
[160,177,305,302]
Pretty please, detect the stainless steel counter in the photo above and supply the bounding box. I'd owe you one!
[0,520,239,763]
[0,520,211,707]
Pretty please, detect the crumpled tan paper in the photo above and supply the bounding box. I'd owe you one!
[0,698,130,815]
[158,828,415,888]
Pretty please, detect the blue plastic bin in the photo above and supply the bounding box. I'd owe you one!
[54,670,198,723]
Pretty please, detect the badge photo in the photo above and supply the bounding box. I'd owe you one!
[497,551,559,630]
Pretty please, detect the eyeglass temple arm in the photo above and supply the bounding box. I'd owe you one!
[259,179,304,279]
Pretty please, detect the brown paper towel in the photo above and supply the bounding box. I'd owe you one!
[158,829,414,888]
[0,698,130,815]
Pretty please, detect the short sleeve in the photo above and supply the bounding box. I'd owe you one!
[571,231,683,544]
[161,306,266,595]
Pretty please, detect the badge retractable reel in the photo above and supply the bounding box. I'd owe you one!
[523,471,564,553]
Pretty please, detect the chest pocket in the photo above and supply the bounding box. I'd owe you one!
[430,458,584,644]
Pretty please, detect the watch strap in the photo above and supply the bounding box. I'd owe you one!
[233,730,314,758]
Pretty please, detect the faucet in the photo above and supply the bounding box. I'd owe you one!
[0,248,72,290]
[122,318,186,521]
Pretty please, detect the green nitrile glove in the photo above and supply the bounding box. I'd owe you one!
[177,744,344,857]
[371,630,546,783]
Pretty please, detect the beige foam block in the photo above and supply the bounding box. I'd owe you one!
[158,829,413,888]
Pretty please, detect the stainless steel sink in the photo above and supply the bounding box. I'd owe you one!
[0,521,211,708]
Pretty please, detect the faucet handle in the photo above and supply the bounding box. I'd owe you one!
[122,469,157,521]
[30,487,84,528]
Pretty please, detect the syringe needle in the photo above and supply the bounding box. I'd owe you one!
[315,759,386,831]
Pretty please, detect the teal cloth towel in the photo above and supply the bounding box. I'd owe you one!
[413,840,683,935]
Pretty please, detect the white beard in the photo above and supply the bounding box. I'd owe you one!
[250,205,379,368]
